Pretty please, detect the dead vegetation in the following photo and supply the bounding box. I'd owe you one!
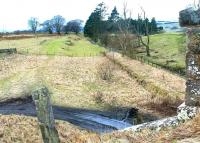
[0,51,194,142]
[0,115,100,143]
[106,52,185,116]
[102,114,200,143]
[97,59,114,81]
[93,91,104,104]
[0,53,184,117]
[0,113,199,143]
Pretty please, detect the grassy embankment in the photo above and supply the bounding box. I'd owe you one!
[130,33,186,74]
[0,34,105,56]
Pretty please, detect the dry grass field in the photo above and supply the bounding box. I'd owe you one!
[0,115,100,143]
[0,54,157,115]
[0,36,198,143]
[0,112,199,143]
[106,52,185,115]
[102,114,200,143]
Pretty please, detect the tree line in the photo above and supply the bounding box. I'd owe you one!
[84,2,163,56]
[28,16,83,35]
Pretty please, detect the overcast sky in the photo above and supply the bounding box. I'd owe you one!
[0,0,194,31]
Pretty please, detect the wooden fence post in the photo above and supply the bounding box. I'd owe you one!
[32,87,60,143]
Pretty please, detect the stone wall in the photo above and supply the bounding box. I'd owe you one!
[186,28,200,106]
[0,48,17,54]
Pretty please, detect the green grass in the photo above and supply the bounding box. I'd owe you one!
[131,32,186,72]
[0,35,106,57]
[41,36,105,56]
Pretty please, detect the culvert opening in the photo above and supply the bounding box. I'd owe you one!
[120,108,159,125]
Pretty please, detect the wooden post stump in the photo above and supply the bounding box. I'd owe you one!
[32,87,60,143]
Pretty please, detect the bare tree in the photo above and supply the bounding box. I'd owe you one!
[117,1,132,55]
[116,1,150,56]
[52,15,65,35]
[64,19,83,34]
[42,20,53,34]
[28,17,39,34]
[135,8,150,56]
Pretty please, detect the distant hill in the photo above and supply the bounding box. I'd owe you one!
[157,21,185,32]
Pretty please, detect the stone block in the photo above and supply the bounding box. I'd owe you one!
[186,80,200,106]
[0,48,17,54]
[187,29,200,54]
[186,52,200,79]
[177,102,199,120]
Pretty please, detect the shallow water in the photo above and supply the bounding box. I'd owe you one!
[0,99,133,133]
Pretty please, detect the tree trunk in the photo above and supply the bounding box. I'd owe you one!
[146,45,150,56]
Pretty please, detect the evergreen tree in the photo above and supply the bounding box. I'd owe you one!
[107,6,120,32]
[108,6,120,22]
[150,17,158,34]
[84,2,107,42]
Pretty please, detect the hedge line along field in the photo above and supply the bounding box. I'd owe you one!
[0,34,106,56]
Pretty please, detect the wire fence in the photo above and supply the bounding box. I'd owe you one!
[129,54,186,78]
[16,48,105,57]
[0,47,186,79]
[0,46,186,80]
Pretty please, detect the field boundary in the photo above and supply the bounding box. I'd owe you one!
[105,52,184,115]
[17,48,105,57]
[0,48,17,54]
[129,54,186,78]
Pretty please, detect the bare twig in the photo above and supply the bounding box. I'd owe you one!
[135,7,150,56]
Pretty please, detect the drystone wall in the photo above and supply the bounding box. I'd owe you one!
[121,7,200,132]
[0,48,17,54]
[186,28,200,106]
[179,6,200,106]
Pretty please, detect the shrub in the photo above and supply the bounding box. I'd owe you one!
[97,60,114,81]
[100,34,140,52]
[93,91,104,104]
